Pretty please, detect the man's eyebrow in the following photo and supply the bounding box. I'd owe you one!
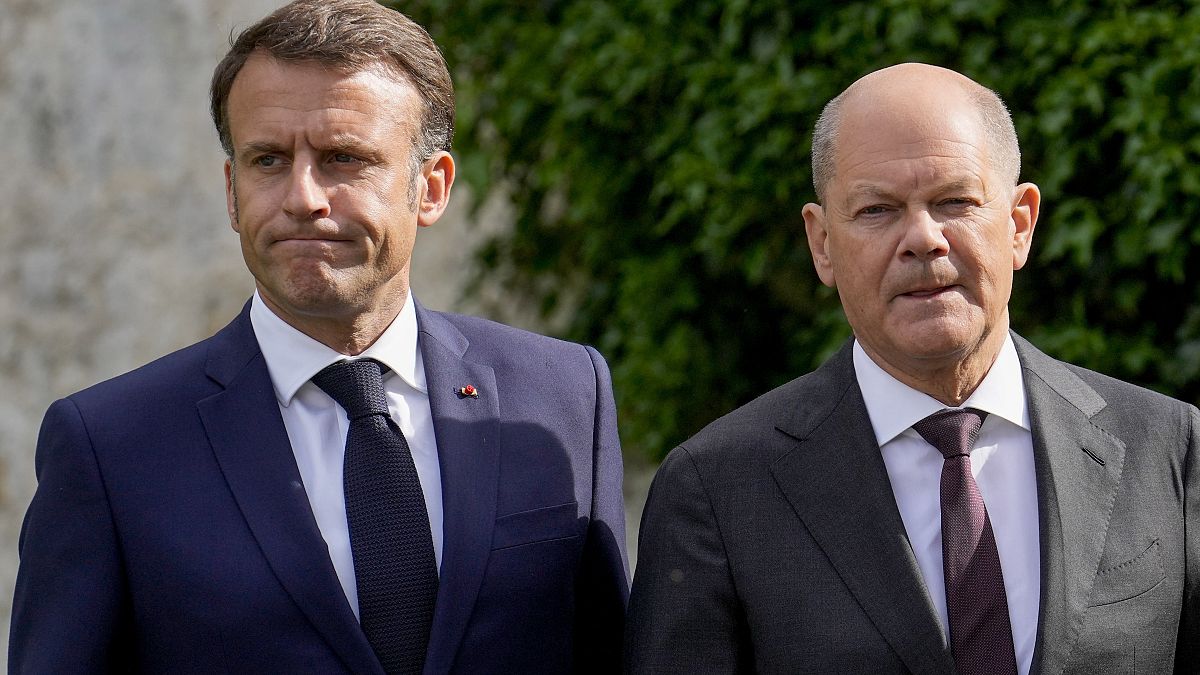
[324,133,378,155]
[240,140,277,153]
[846,184,892,199]
[235,136,381,161]
[237,141,282,158]
[842,184,897,209]
[936,177,985,193]
[842,177,985,204]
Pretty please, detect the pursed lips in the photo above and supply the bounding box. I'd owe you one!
[271,236,353,255]
[272,232,352,243]
[896,283,960,299]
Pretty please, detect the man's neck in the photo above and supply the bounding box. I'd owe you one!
[859,326,1008,407]
[258,288,408,356]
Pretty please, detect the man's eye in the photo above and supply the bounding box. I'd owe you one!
[332,153,359,164]
[252,155,279,168]
[941,198,973,206]
[858,205,889,216]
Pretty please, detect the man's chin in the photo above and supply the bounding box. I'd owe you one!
[878,324,985,364]
[259,280,361,322]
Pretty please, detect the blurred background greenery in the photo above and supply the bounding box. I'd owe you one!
[401,0,1200,461]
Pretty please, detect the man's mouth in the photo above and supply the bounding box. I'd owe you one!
[901,285,956,298]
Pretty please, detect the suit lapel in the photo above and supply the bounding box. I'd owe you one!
[415,304,501,674]
[771,343,954,675]
[197,305,384,675]
[1014,336,1126,675]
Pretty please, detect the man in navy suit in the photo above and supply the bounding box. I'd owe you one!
[9,0,628,672]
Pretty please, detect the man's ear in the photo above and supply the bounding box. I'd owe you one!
[1010,182,1040,270]
[802,202,836,288]
[224,159,239,232]
[417,151,455,228]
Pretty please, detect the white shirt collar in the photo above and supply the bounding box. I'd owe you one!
[853,333,1031,446]
[249,290,427,406]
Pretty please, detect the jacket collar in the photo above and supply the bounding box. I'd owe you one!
[772,340,956,674]
[199,302,386,674]
[414,302,502,674]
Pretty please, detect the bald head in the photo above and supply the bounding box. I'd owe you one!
[811,63,1020,202]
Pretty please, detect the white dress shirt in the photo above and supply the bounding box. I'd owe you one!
[853,336,1040,675]
[250,291,443,619]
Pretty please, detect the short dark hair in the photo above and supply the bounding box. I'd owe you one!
[210,0,454,160]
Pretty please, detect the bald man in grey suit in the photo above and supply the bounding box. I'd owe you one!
[626,63,1198,674]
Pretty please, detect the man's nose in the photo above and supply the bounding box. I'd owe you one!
[900,209,950,261]
[282,164,331,220]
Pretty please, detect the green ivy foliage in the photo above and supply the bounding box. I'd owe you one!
[402,0,1200,460]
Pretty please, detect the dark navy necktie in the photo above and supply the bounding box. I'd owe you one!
[912,408,1017,675]
[312,358,438,675]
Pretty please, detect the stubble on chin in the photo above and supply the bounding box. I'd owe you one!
[273,262,358,314]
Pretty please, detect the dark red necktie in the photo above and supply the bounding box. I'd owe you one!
[912,408,1017,675]
[313,358,438,675]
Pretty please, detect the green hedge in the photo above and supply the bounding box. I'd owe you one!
[403,0,1200,460]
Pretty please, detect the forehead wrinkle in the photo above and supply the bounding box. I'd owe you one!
[831,90,995,174]
[248,102,386,126]
[236,103,406,151]
[232,69,416,126]
[840,171,991,211]
[835,139,991,200]
[837,135,988,169]
[235,123,368,148]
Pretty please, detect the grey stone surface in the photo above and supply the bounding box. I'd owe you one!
[1,0,281,661]
[0,0,651,663]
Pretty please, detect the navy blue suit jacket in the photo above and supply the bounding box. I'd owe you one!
[10,301,629,673]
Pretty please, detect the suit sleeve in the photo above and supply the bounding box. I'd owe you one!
[625,446,751,674]
[1176,403,1200,673]
[572,346,629,673]
[9,398,132,673]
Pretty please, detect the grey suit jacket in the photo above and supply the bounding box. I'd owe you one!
[626,334,1199,674]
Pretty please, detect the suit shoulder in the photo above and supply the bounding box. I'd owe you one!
[432,310,573,345]
[1058,361,1199,435]
[1017,341,1198,448]
[1062,361,1187,407]
[680,369,825,465]
[428,310,598,364]
[1016,332,1191,412]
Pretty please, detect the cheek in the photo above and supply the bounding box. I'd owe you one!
[235,205,270,244]
[961,252,1015,312]
[344,179,409,226]
[231,182,277,228]
[833,268,885,320]
[831,243,889,294]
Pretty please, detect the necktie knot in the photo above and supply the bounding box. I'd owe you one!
[912,408,987,459]
[311,359,390,420]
